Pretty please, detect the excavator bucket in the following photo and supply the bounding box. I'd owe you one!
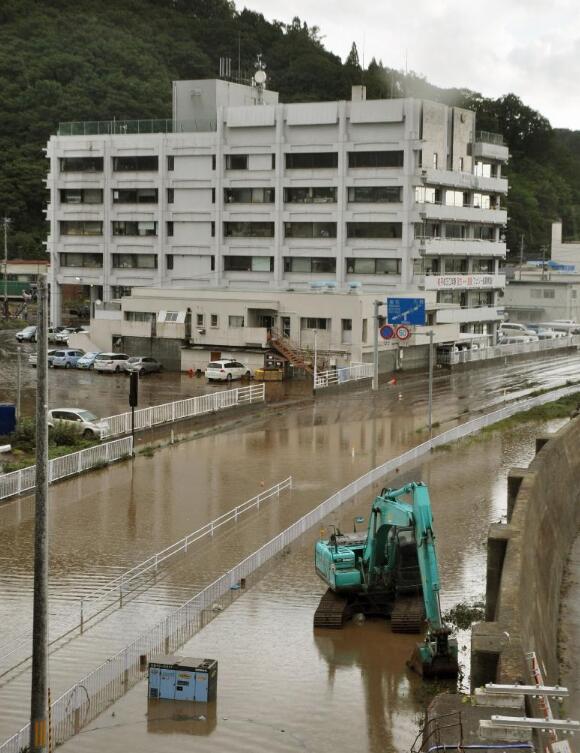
[408,630,459,679]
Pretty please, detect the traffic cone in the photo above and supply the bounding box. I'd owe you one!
[388,377,397,386]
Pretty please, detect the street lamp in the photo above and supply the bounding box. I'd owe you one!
[3,216,11,317]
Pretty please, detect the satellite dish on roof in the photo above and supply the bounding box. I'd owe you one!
[254,70,266,85]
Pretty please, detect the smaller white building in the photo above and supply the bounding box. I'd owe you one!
[85,287,460,372]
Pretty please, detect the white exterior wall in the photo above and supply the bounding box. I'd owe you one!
[46,80,509,340]
[551,221,580,267]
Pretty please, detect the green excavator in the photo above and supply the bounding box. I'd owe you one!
[313,481,458,679]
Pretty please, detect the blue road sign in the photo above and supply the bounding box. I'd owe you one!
[387,297,426,326]
[380,324,395,340]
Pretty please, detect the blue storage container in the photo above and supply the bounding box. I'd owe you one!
[0,405,16,436]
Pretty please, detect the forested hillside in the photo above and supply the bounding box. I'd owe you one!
[1,0,579,260]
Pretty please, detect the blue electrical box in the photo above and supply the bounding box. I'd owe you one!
[148,656,218,702]
[0,405,16,437]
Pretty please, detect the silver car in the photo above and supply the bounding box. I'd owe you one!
[125,356,163,374]
[48,408,108,439]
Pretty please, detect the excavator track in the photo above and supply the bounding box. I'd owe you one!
[313,589,350,629]
[391,596,425,633]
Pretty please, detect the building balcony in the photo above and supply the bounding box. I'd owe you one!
[416,168,508,194]
[472,131,510,162]
[190,326,269,348]
[417,203,507,225]
[423,274,506,291]
[415,238,506,257]
[435,306,504,324]
[57,117,217,136]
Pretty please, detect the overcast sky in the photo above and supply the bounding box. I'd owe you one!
[240,0,579,130]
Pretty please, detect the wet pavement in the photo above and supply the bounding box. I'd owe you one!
[1,327,580,747]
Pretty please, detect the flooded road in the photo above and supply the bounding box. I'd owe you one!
[54,418,569,753]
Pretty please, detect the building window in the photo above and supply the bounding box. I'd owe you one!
[228,315,244,328]
[285,152,338,169]
[59,157,103,172]
[474,161,498,178]
[60,188,103,204]
[211,155,216,170]
[167,156,174,171]
[437,290,467,306]
[473,193,491,209]
[225,154,248,170]
[167,188,174,204]
[111,286,132,298]
[166,255,174,270]
[459,157,464,171]
[414,186,442,204]
[166,221,174,237]
[164,311,180,323]
[415,222,441,239]
[112,155,158,171]
[112,254,157,269]
[543,288,556,299]
[346,222,402,239]
[223,256,274,272]
[212,188,216,203]
[124,311,152,322]
[470,291,494,306]
[196,313,204,326]
[112,188,158,203]
[210,314,218,327]
[301,318,328,330]
[444,223,466,239]
[112,221,157,237]
[284,257,336,273]
[444,257,468,274]
[284,222,336,239]
[433,153,438,169]
[224,187,275,204]
[444,190,464,207]
[284,187,336,204]
[471,258,493,273]
[271,154,276,170]
[348,186,402,203]
[224,222,274,238]
[342,319,352,331]
[348,151,404,168]
[345,258,401,275]
[211,221,215,237]
[60,221,102,236]
[474,225,494,241]
[59,253,102,268]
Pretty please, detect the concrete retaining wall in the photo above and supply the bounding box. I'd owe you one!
[472,417,580,687]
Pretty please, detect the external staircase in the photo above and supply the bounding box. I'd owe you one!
[268,329,319,374]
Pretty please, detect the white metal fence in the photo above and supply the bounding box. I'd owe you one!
[314,362,373,390]
[0,477,292,679]
[0,437,133,502]
[1,383,579,753]
[102,383,265,438]
[439,334,580,366]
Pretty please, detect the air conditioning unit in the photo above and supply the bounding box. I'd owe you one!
[197,328,206,334]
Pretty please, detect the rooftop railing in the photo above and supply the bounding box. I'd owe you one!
[57,118,217,136]
[475,130,505,146]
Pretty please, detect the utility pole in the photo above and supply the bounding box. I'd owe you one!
[428,329,434,436]
[30,276,49,753]
[541,245,547,281]
[3,216,11,318]
[519,235,524,281]
[372,300,380,391]
[313,329,318,393]
[16,345,21,420]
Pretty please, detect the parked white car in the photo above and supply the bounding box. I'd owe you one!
[499,323,539,340]
[94,353,130,373]
[48,408,108,439]
[205,359,252,382]
[15,326,37,342]
[526,325,566,340]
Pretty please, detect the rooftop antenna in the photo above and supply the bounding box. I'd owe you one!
[253,54,267,105]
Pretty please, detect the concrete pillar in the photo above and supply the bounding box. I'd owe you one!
[470,621,506,692]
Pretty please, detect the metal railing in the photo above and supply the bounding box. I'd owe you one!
[439,335,580,366]
[475,130,505,146]
[0,437,133,501]
[314,362,373,389]
[57,118,217,136]
[1,382,578,753]
[0,478,292,678]
[102,383,265,438]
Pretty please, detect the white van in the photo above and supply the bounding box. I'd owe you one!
[499,323,538,340]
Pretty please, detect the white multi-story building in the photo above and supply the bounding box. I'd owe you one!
[46,78,508,340]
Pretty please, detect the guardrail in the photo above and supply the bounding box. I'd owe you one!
[103,383,265,438]
[439,335,580,366]
[0,477,292,678]
[2,382,578,753]
[314,362,373,390]
[0,437,133,501]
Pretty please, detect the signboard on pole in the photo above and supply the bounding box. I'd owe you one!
[387,298,426,326]
[380,324,395,340]
[395,324,411,341]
